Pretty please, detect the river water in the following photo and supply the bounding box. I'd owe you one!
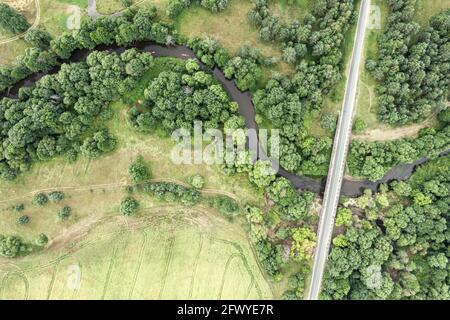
[2,42,447,197]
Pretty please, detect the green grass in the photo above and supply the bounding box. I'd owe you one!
[175,0,291,71]
[355,0,388,130]
[0,57,276,299]
[414,0,450,26]
[0,206,274,299]
[0,0,89,65]
[57,0,88,8]
[270,0,314,23]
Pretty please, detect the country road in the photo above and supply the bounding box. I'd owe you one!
[307,0,371,300]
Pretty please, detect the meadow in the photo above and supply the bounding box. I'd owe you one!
[0,206,273,299]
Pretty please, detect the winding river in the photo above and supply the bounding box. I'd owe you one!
[2,42,448,197]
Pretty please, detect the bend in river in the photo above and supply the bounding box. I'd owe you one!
[2,42,448,197]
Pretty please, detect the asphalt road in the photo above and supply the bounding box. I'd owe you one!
[307,0,371,300]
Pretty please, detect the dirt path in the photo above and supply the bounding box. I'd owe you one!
[0,177,244,208]
[352,115,436,142]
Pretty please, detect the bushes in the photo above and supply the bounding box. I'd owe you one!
[166,0,229,18]
[17,215,30,225]
[32,193,48,206]
[35,233,48,246]
[255,239,283,280]
[129,157,152,184]
[0,49,153,181]
[0,235,31,258]
[25,28,52,49]
[142,182,201,205]
[0,3,29,34]
[58,206,71,220]
[188,174,205,189]
[206,196,239,217]
[48,191,64,203]
[349,125,450,181]
[120,197,139,216]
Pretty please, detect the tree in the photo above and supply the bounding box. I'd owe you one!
[320,113,337,132]
[0,3,29,34]
[128,156,151,184]
[189,174,205,189]
[0,235,28,258]
[58,206,72,220]
[353,118,367,133]
[35,233,48,246]
[120,197,139,216]
[80,129,117,159]
[17,215,30,225]
[48,191,64,202]
[248,160,276,189]
[335,208,353,227]
[32,193,48,206]
[25,28,52,49]
[290,227,316,262]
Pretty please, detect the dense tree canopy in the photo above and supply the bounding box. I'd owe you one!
[0,8,170,93]
[367,1,450,125]
[0,49,153,180]
[323,156,450,300]
[349,118,450,181]
[129,58,239,133]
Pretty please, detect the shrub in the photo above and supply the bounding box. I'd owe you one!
[143,182,201,205]
[48,191,64,202]
[129,156,152,184]
[58,206,71,220]
[13,203,24,212]
[207,196,239,217]
[189,174,205,189]
[32,193,48,206]
[120,197,139,216]
[17,215,30,225]
[36,233,48,246]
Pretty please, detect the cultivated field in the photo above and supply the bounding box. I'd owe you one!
[0,51,274,299]
[0,206,273,299]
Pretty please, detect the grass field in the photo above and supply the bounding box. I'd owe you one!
[0,55,275,299]
[270,0,313,24]
[176,0,294,75]
[0,206,274,299]
[0,0,89,65]
[0,57,274,299]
